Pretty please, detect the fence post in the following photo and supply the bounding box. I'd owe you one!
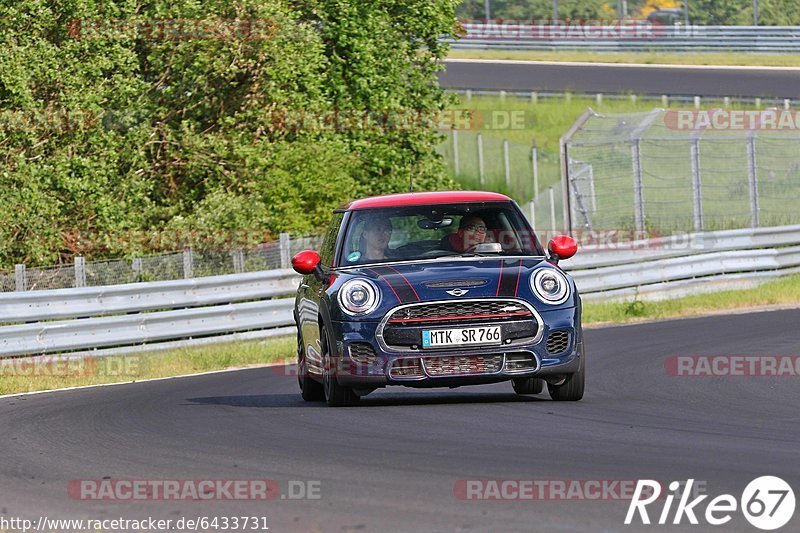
[132,258,143,281]
[690,137,704,232]
[232,249,245,274]
[747,134,760,228]
[532,138,539,197]
[629,109,662,235]
[477,133,485,186]
[183,250,194,279]
[15,264,26,292]
[528,202,536,230]
[280,233,291,269]
[631,140,646,234]
[452,128,460,176]
[74,256,86,288]
[503,139,510,189]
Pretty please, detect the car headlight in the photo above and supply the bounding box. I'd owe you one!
[531,269,570,305]
[338,278,380,316]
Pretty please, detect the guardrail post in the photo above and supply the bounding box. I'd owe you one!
[183,250,194,279]
[531,92,538,105]
[690,137,704,232]
[465,89,472,102]
[747,133,760,228]
[595,93,603,106]
[503,139,511,189]
[15,264,26,292]
[755,98,762,109]
[784,99,791,110]
[661,95,668,107]
[279,233,291,269]
[74,257,86,288]
[452,128,460,176]
[232,249,245,274]
[477,133,485,186]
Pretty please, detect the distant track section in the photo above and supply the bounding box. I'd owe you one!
[439,59,800,98]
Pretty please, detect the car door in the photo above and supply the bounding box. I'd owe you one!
[299,212,344,373]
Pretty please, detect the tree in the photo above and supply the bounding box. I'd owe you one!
[0,0,461,267]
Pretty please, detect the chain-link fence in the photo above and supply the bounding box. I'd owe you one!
[0,234,324,292]
[560,108,800,235]
[438,129,551,205]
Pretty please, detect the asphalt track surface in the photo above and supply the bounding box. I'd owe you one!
[1,308,799,532]
[439,59,800,98]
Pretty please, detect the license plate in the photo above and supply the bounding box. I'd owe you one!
[422,326,502,349]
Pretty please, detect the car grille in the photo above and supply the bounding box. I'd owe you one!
[387,301,532,325]
[546,330,571,355]
[422,354,504,376]
[380,299,541,352]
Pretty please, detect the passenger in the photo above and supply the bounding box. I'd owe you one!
[441,215,488,253]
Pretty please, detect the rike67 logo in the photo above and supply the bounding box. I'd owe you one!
[626,477,795,530]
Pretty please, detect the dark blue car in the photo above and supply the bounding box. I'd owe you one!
[292,191,583,406]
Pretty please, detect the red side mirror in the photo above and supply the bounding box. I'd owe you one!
[548,235,578,262]
[292,250,321,275]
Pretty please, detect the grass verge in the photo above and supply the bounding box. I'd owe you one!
[448,49,800,67]
[583,273,800,325]
[2,274,799,396]
[0,335,295,396]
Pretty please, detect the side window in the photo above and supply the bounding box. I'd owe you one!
[319,212,344,267]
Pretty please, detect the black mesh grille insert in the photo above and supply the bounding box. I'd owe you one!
[546,330,571,355]
[388,301,532,324]
[349,342,378,364]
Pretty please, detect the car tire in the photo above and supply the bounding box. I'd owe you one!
[320,326,359,407]
[512,377,544,395]
[298,330,324,402]
[547,340,585,402]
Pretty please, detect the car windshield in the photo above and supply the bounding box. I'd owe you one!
[338,202,544,267]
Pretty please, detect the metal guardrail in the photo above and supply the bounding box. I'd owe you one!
[450,24,800,52]
[1,225,798,358]
[0,269,298,323]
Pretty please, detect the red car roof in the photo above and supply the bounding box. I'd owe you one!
[343,191,513,211]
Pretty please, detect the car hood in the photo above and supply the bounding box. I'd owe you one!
[333,257,571,309]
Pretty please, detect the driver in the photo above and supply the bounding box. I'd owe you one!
[359,216,394,261]
[441,215,488,253]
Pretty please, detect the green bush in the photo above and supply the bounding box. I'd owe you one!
[0,0,460,267]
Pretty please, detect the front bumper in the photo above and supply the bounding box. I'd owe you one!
[329,306,581,388]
